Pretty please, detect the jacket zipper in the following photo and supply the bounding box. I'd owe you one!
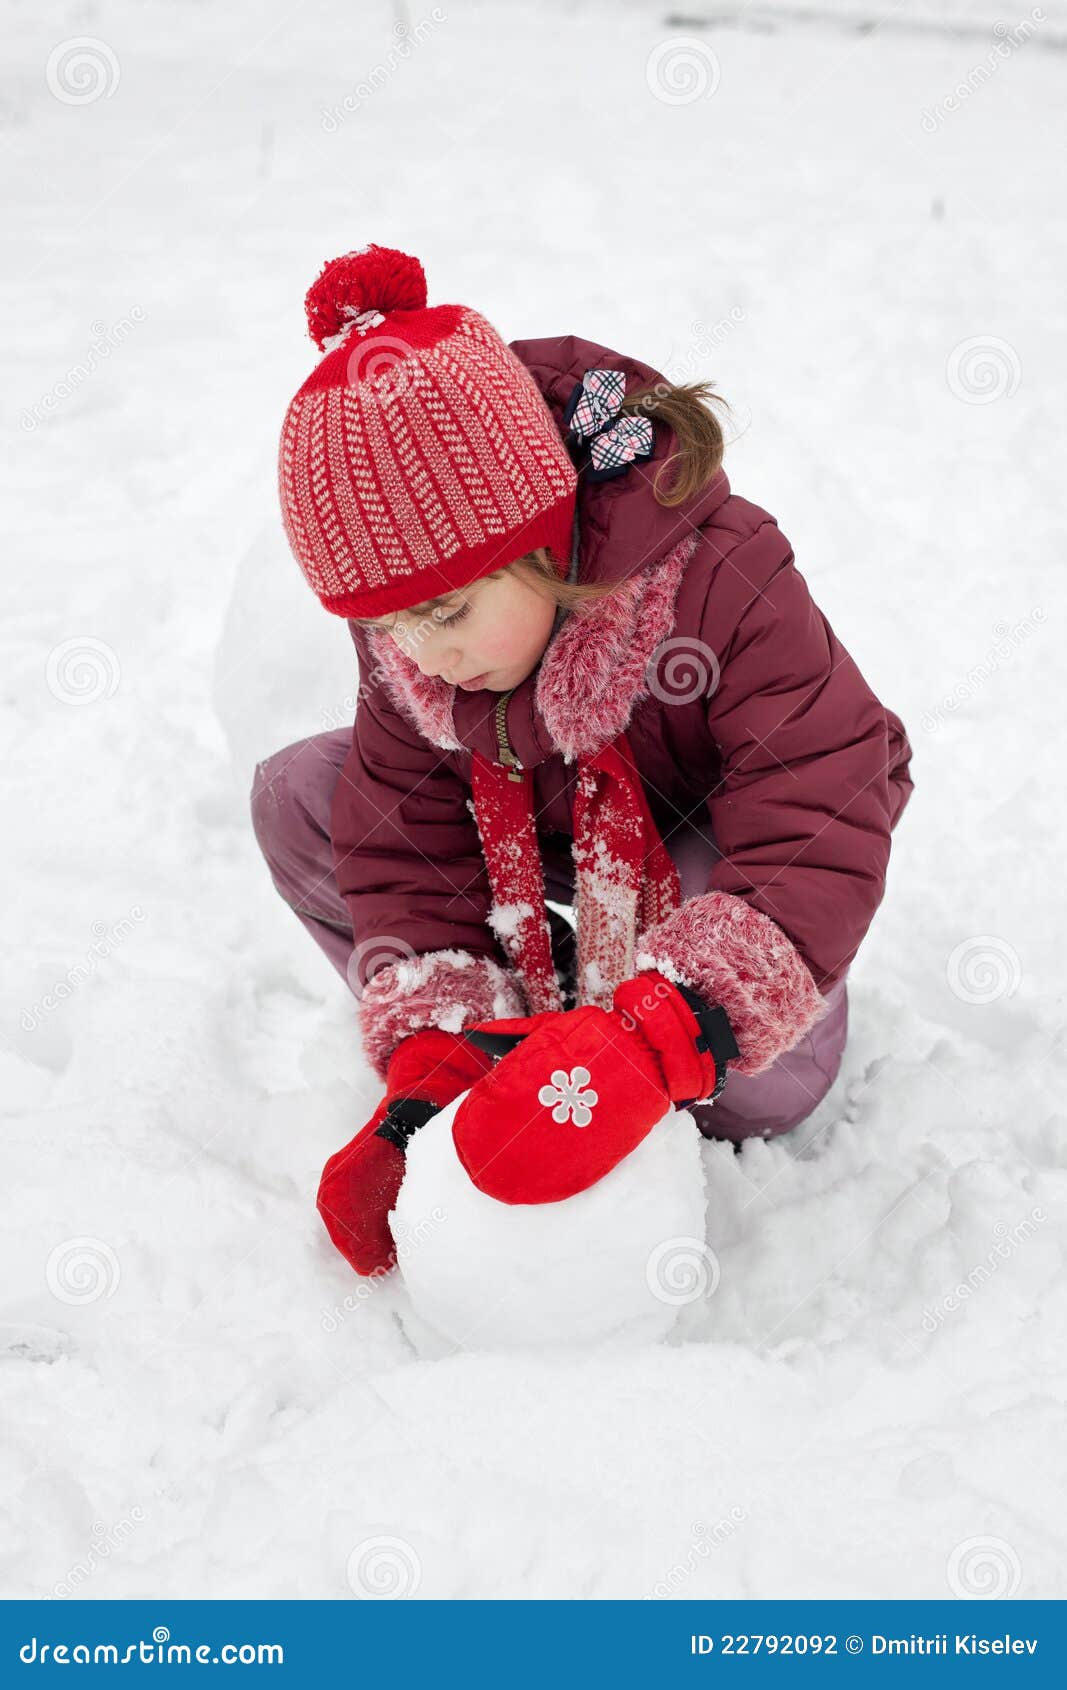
[494,689,525,782]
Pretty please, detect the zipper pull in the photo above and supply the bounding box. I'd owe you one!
[494,689,525,781]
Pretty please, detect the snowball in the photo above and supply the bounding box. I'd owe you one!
[391,1092,709,1354]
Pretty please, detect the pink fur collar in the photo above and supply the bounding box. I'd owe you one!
[365,529,699,762]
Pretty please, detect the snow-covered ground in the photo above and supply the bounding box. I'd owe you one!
[3,0,1066,1600]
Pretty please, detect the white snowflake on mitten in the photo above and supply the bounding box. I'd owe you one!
[537,1065,599,1127]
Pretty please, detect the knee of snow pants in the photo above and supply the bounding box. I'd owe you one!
[250,729,356,984]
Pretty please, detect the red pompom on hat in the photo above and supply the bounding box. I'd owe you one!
[278,242,577,620]
[304,245,428,351]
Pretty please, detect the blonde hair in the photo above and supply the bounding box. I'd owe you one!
[353,378,733,626]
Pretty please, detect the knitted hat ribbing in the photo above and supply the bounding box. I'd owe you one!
[278,243,578,619]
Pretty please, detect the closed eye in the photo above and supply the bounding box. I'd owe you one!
[382,599,472,641]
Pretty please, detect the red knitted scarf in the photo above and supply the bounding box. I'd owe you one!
[470,729,681,1014]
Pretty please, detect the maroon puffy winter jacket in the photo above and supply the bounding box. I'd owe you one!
[329,334,914,1080]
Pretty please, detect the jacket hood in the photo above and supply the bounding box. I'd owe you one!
[509,334,730,587]
[356,333,732,764]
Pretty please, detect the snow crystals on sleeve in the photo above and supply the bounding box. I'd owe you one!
[488,900,536,942]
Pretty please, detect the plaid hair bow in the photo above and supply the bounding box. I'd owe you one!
[563,368,655,482]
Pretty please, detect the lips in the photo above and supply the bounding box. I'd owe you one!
[456,672,489,690]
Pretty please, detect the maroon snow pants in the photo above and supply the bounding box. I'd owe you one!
[250,730,850,1144]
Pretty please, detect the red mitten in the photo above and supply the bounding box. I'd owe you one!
[316,1027,495,1276]
[452,971,739,1204]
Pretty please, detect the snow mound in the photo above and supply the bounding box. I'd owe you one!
[392,1095,710,1353]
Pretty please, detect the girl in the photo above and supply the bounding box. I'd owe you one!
[252,243,913,1278]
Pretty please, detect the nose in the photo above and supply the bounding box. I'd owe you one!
[418,645,463,683]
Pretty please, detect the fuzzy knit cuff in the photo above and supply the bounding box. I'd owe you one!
[357,947,528,1081]
[634,891,829,1077]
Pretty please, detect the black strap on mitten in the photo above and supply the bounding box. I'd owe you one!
[461,1026,526,1060]
[373,1095,441,1153]
[672,982,741,1106]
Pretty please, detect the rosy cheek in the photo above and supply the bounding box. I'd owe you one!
[477,628,516,663]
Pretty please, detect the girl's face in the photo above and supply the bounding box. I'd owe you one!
[366,568,558,693]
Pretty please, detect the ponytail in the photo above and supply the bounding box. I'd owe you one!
[619,377,732,506]
[510,377,734,610]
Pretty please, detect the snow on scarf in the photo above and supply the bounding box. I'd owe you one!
[470,729,681,1014]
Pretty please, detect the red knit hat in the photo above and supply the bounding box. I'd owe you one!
[277,243,578,619]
